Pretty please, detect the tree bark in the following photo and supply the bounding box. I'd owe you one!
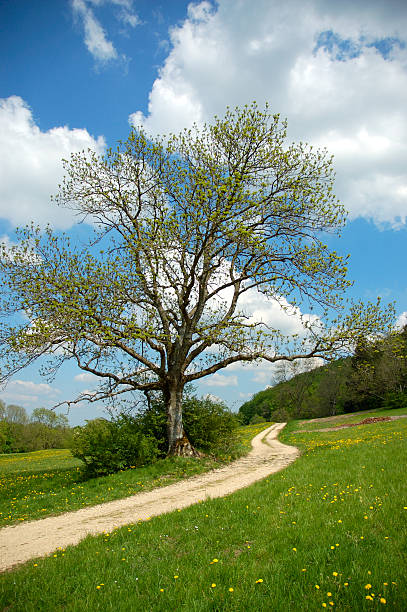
[165,383,200,457]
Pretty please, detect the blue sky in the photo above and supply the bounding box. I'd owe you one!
[0,0,406,424]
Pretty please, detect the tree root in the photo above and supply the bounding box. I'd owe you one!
[168,435,201,457]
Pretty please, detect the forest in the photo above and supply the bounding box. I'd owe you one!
[239,326,407,424]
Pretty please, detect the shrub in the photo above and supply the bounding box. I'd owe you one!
[182,395,239,454]
[250,414,266,424]
[270,407,291,423]
[71,416,160,476]
[71,394,239,474]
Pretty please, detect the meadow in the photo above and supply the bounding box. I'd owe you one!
[0,422,266,527]
[0,413,406,610]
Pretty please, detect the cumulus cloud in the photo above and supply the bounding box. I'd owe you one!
[72,0,140,62]
[0,96,105,229]
[201,373,238,387]
[129,0,407,228]
[1,379,60,407]
[396,311,407,329]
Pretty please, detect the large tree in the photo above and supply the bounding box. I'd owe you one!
[0,104,394,455]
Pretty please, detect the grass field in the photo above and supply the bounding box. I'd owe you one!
[1,414,407,611]
[0,422,268,527]
[295,406,407,431]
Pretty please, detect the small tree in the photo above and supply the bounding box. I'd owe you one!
[0,103,394,455]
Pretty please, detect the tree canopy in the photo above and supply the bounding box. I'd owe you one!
[0,103,394,455]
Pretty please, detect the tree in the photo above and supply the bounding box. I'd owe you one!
[315,360,351,416]
[345,327,407,411]
[0,403,28,424]
[0,103,394,456]
[31,407,69,429]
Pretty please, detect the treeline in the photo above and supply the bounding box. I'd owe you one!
[239,326,407,424]
[0,403,72,453]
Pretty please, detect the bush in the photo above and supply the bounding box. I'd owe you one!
[71,416,160,476]
[250,414,266,424]
[182,395,239,454]
[71,394,239,474]
[270,407,291,423]
[382,390,407,410]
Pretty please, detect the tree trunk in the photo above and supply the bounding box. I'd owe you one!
[165,383,200,457]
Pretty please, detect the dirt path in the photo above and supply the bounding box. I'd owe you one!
[0,423,299,573]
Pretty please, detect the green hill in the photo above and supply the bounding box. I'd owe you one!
[239,326,407,424]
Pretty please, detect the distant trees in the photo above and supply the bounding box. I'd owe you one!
[0,402,72,453]
[238,326,407,422]
[344,326,407,412]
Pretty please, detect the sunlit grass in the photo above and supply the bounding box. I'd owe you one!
[0,422,271,526]
[1,416,406,610]
[296,405,407,431]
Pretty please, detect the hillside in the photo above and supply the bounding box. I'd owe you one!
[239,326,407,424]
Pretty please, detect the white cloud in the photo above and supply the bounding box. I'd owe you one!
[72,0,118,61]
[203,393,223,403]
[201,373,238,387]
[74,372,98,383]
[396,311,407,329]
[6,380,60,395]
[129,0,407,228]
[72,0,140,62]
[1,379,60,407]
[0,96,105,229]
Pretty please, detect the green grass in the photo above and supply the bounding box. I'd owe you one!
[0,422,271,527]
[296,405,407,431]
[1,417,406,610]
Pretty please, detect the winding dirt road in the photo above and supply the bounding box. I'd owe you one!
[0,422,299,572]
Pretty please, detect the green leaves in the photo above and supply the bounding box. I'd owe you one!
[0,102,395,415]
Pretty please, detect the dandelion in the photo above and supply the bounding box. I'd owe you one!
[380,598,386,604]
[210,558,219,564]
[229,587,234,592]
[211,583,216,588]
[255,579,263,584]
[160,589,164,592]
[174,575,179,579]
[344,582,349,587]
[302,568,307,572]
[292,547,297,552]
[332,572,338,577]
[366,595,373,601]
[327,592,332,596]
[365,584,372,590]
[315,585,320,590]
[322,604,327,608]
[330,546,335,550]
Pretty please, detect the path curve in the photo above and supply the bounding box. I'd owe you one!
[0,422,299,572]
